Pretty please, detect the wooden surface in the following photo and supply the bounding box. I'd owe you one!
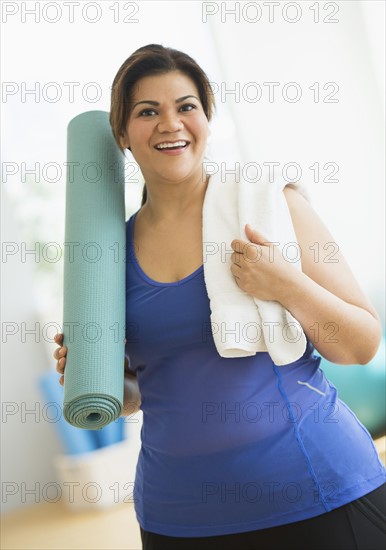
[2,437,385,550]
[1,500,142,550]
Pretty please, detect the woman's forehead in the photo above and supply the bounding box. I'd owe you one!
[132,71,199,100]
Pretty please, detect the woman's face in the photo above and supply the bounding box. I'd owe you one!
[120,70,210,184]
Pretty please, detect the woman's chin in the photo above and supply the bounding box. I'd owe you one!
[155,166,204,184]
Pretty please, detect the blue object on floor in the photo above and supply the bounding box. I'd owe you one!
[92,416,126,448]
[39,370,97,455]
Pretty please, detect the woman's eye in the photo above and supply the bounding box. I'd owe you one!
[180,103,196,112]
[139,108,157,117]
[138,104,197,117]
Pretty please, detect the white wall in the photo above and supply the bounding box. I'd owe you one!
[1,189,62,513]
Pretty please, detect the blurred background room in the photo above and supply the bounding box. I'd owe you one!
[1,1,385,549]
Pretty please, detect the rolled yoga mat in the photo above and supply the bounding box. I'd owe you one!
[39,370,126,452]
[62,110,126,429]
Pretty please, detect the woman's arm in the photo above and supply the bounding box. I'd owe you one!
[230,187,382,365]
[277,186,382,365]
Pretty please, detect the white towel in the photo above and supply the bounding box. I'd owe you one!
[202,162,310,366]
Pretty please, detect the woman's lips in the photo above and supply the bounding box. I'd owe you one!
[154,143,190,156]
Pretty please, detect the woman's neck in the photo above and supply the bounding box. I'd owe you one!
[140,172,209,224]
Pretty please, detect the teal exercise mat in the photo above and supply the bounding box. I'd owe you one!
[39,370,126,452]
[62,110,126,429]
[39,370,98,453]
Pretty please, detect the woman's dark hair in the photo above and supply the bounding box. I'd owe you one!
[109,44,215,206]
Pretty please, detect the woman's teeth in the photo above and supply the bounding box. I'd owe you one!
[155,141,188,150]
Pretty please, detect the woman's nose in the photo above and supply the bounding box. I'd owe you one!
[157,111,183,133]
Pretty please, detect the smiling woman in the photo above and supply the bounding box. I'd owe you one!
[54,44,386,550]
[108,45,214,284]
[110,43,214,208]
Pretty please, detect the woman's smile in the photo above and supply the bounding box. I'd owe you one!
[154,139,190,155]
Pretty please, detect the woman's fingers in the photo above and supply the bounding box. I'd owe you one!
[53,333,67,384]
[56,357,66,374]
[54,333,63,345]
[54,345,67,360]
[56,351,67,373]
[53,333,67,377]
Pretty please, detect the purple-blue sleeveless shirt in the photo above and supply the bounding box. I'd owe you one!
[125,210,385,537]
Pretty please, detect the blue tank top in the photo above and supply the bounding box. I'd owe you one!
[125,210,385,537]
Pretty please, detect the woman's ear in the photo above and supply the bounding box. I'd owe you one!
[119,132,130,150]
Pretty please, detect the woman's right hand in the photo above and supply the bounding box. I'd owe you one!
[53,333,67,386]
[53,335,129,387]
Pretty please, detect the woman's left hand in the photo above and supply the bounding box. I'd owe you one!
[230,224,299,302]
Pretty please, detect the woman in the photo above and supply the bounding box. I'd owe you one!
[54,44,386,549]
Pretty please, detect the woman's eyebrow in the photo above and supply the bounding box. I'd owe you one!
[175,95,199,103]
[132,95,199,109]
